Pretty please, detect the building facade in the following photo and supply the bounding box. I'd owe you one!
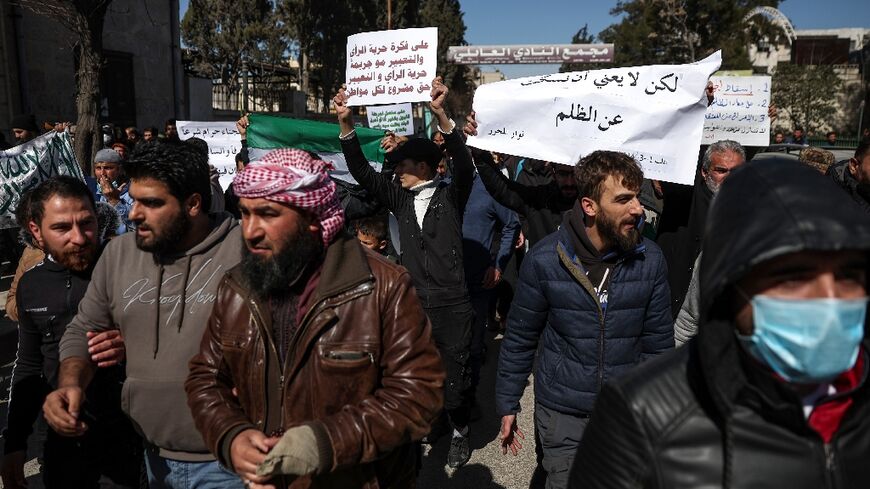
[0,1,183,138]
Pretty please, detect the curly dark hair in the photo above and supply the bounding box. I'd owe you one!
[574,151,643,203]
[125,141,212,210]
[26,176,95,227]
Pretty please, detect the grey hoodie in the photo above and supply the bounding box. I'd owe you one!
[60,213,243,461]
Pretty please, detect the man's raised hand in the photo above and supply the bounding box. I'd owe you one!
[463,112,478,137]
[430,77,448,115]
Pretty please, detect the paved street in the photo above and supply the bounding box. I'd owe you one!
[418,332,538,489]
[0,260,538,489]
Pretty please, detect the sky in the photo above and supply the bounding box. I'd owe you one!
[179,0,870,79]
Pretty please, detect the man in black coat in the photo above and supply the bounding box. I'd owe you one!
[334,78,475,468]
[570,156,870,488]
[1,177,141,489]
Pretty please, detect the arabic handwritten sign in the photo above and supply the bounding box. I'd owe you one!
[0,130,84,228]
[366,103,415,136]
[703,75,771,146]
[466,51,722,186]
[447,44,614,65]
[177,121,242,190]
[345,27,438,106]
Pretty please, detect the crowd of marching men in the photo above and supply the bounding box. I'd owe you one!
[2,75,870,489]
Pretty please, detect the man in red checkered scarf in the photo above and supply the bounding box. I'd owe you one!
[185,146,445,488]
[233,148,345,247]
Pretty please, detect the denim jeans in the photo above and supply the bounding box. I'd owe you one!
[144,447,244,489]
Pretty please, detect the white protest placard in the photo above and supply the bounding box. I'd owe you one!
[345,27,438,106]
[0,131,84,228]
[177,121,242,190]
[704,76,771,147]
[366,103,415,135]
[467,51,722,186]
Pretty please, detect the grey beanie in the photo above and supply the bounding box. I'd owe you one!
[94,148,121,163]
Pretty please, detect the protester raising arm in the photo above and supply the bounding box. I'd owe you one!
[429,78,475,213]
[335,87,405,213]
[463,113,551,217]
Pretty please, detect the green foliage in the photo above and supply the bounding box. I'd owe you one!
[772,64,843,133]
[596,0,779,68]
[281,0,474,115]
[559,24,609,73]
[418,0,475,116]
[181,0,289,92]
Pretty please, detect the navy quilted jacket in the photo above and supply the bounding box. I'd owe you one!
[495,225,673,416]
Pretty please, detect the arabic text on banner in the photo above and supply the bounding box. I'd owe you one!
[345,27,438,106]
[703,76,771,147]
[367,103,415,135]
[177,121,242,191]
[466,51,722,186]
[0,130,84,228]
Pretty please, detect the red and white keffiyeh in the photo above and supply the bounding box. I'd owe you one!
[234,148,345,246]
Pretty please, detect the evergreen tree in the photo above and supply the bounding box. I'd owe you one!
[182,0,289,97]
[597,0,781,69]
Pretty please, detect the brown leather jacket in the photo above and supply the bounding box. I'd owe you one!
[185,236,444,488]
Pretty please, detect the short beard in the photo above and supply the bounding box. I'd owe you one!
[136,211,189,259]
[240,223,324,300]
[704,173,721,194]
[47,242,97,272]
[598,209,639,253]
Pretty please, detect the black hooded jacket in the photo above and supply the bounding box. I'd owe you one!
[569,157,870,488]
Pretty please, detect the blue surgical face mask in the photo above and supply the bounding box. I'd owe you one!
[737,295,867,384]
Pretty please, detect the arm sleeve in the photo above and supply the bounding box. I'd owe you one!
[319,271,445,471]
[674,254,702,348]
[495,252,549,416]
[443,129,474,213]
[472,150,547,217]
[340,134,403,213]
[59,244,117,363]
[4,283,49,454]
[493,201,520,272]
[567,382,655,488]
[642,252,675,358]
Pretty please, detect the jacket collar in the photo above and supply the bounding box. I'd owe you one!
[229,233,373,309]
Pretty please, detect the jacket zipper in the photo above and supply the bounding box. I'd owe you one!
[249,299,278,430]
[249,281,375,430]
[824,442,837,489]
[65,273,72,311]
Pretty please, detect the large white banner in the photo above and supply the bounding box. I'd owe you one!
[467,51,722,185]
[177,121,242,190]
[345,27,438,106]
[367,102,415,135]
[703,75,771,147]
[0,131,84,228]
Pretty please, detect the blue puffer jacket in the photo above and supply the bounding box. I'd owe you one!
[495,225,673,416]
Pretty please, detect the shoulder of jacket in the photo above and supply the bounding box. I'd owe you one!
[363,247,409,281]
[611,347,701,439]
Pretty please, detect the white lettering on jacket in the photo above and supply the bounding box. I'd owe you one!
[121,258,223,326]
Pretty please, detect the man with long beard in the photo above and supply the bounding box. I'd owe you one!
[185,149,444,488]
[43,142,246,489]
[494,151,673,489]
[1,177,142,489]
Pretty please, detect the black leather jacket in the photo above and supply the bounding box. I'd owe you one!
[569,157,870,488]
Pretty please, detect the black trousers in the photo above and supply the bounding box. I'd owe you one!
[43,414,145,489]
[424,300,473,429]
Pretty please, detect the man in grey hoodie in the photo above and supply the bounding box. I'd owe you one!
[42,141,245,489]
